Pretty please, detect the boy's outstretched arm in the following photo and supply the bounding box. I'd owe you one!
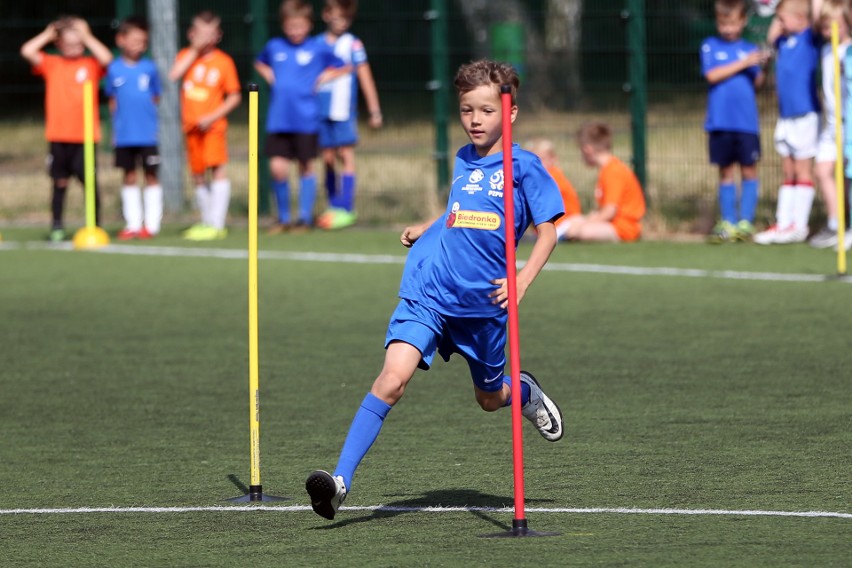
[20,23,56,67]
[253,61,275,85]
[400,215,441,247]
[490,221,558,309]
[356,62,383,129]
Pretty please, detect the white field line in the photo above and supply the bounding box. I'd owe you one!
[0,505,849,519]
[4,241,851,284]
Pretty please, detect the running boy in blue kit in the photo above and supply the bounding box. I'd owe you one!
[106,17,163,240]
[315,0,383,231]
[255,0,346,233]
[305,60,565,521]
[755,0,822,244]
[702,0,769,243]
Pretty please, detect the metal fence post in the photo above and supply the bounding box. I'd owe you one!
[624,0,648,195]
[249,0,270,214]
[427,0,450,200]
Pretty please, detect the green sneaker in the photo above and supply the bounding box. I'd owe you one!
[181,223,211,239]
[707,221,736,244]
[734,220,756,242]
[48,228,67,242]
[322,209,357,230]
[184,225,227,241]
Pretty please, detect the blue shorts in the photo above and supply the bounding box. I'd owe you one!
[708,130,761,168]
[319,118,358,148]
[385,298,508,392]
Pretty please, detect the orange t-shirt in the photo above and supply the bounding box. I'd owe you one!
[176,48,240,133]
[596,157,646,241]
[33,53,106,143]
[548,166,581,229]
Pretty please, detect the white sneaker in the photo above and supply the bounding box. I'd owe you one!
[809,227,838,249]
[833,231,852,251]
[520,371,564,442]
[773,226,808,244]
[753,225,782,245]
[306,470,347,520]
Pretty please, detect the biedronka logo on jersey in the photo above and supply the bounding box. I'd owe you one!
[446,201,501,230]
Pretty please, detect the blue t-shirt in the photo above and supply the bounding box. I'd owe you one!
[398,144,564,318]
[700,36,761,134]
[104,57,160,147]
[256,35,343,134]
[318,33,368,121]
[774,28,820,117]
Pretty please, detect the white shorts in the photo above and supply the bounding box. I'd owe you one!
[774,112,819,159]
[815,124,839,163]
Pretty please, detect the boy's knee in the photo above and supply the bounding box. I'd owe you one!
[475,390,505,412]
[371,371,408,405]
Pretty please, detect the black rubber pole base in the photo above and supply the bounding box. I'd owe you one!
[480,518,561,538]
[226,484,289,502]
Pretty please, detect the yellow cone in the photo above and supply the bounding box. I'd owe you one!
[72,226,110,250]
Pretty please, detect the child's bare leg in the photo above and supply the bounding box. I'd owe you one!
[370,341,422,405]
[575,220,619,242]
[815,160,838,222]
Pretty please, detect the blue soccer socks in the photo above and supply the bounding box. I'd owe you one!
[333,392,392,491]
[740,178,759,224]
[340,173,356,212]
[501,375,531,407]
[719,182,737,224]
[299,175,317,224]
[273,180,290,223]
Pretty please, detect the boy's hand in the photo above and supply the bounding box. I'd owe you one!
[489,277,529,309]
[400,224,427,247]
[745,50,769,67]
[71,18,92,38]
[368,111,383,129]
[196,114,215,132]
[43,23,58,41]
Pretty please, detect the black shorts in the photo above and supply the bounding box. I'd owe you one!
[47,142,88,181]
[708,131,761,168]
[115,146,160,174]
[265,132,319,162]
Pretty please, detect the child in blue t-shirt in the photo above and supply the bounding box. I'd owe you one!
[702,0,768,243]
[304,59,565,521]
[255,0,345,233]
[106,17,162,240]
[755,0,821,245]
[314,0,383,231]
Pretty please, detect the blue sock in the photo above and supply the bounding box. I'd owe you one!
[273,180,290,223]
[719,182,737,224]
[740,178,759,223]
[341,173,356,212]
[299,175,317,223]
[325,167,340,208]
[333,393,392,491]
[501,375,531,407]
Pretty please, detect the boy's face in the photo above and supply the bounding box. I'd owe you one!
[56,28,85,58]
[117,28,148,61]
[579,143,598,167]
[283,15,312,44]
[188,19,222,51]
[819,16,850,41]
[715,12,747,41]
[777,8,810,35]
[323,7,352,36]
[458,84,516,157]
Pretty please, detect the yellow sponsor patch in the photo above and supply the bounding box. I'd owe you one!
[450,210,501,230]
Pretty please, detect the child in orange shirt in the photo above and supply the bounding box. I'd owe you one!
[527,138,581,240]
[563,122,646,242]
[20,16,113,242]
[169,10,241,241]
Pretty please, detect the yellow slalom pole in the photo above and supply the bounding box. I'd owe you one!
[228,84,284,502]
[832,23,848,275]
[72,80,109,249]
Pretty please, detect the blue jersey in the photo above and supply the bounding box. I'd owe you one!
[256,35,343,134]
[398,144,564,318]
[774,28,820,118]
[104,57,160,147]
[318,33,368,121]
[700,36,761,134]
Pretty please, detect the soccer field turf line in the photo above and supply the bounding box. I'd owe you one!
[4,241,851,284]
[2,505,850,519]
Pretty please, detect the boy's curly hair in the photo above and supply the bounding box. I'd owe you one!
[453,59,520,104]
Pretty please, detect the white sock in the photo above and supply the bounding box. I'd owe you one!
[121,185,143,231]
[776,185,796,229]
[793,185,815,231]
[209,179,231,230]
[195,185,211,226]
[143,184,163,235]
[828,217,838,231]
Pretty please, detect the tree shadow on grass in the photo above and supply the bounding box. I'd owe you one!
[310,488,556,531]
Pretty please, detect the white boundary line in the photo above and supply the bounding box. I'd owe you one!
[4,241,851,284]
[1,505,849,519]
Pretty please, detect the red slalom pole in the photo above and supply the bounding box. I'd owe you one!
[481,85,559,539]
[501,84,526,532]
